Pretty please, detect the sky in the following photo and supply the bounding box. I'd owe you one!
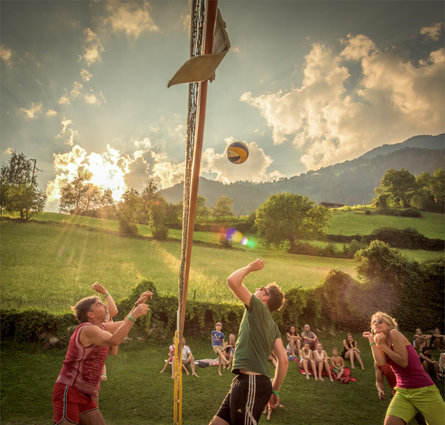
[1,0,444,211]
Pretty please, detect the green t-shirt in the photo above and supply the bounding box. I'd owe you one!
[232,294,281,377]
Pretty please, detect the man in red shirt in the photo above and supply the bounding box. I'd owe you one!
[53,289,152,425]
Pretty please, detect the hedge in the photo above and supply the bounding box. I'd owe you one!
[2,245,443,345]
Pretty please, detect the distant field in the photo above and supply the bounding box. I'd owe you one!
[328,210,445,239]
[0,221,356,313]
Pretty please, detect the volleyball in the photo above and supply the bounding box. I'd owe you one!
[226,141,249,164]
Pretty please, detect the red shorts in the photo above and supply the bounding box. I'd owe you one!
[53,383,98,424]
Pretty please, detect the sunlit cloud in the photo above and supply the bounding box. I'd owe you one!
[4,147,14,155]
[231,46,241,55]
[0,45,13,67]
[46,109,58,117]
[19,102,43,119]
[420,22,443,41]
[241,34,445,171]
[56,119,79,147]
[201,138,284,184]
[79,28,104,66]
[103,1,159,39]
[80,68,93,82]
[84,92,103,105]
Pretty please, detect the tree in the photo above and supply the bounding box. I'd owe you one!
[0,152,46,221]
[255,193,331,250]
[196,195,210,220]
[377,168,416,208]
[211,195,234,217]
[59,169,101,214]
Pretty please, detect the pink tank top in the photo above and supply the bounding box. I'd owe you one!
[385,344,434,389]
[56,322,109,396]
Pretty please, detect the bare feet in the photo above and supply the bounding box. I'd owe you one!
[319,376,324,381]
[192,372,199,378]
[305,374,310,380]
[219,370,223,376]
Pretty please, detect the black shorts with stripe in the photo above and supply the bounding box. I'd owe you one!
[216,373,272,425]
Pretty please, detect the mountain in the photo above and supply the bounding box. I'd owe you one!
[161,134,445,215]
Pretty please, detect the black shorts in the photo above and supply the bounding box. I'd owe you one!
[216,373,272,425]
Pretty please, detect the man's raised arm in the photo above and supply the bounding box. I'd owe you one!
[227,258,264,307]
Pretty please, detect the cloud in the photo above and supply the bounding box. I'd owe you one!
[80,68,93,82]
[56,119,79,146]
[201,138,284,184]
[103,1,160,39]
[46,109,58,117]
[231,46,241,55]
[0,45,13,67]
[19,102,43,119]
[420,22,443,41]
[79,28,104,66]
[241,34,445,171]
[3,147,14,155]
[46,138,186,205]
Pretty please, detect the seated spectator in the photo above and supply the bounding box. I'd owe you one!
[299,342,318,380]
[413,328,431,350]
[341,333,364,369]
[419,346,439,380]
[300,324,318,350]
[223,333,236,370]
[330,347,345,381]
[313,343,334,382]
[439,353,445,382]
[159,339,177,377]
[431,328,445,351]
[286,325,301,356]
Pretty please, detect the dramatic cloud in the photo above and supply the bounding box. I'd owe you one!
[0,45,13,67]
[19,102,43,119]
[241,33,445,171]
[420,22,443,41]
[103,1,159,38]
[80,68,93,82]
[201,138,283,184]
[45,109,58,117]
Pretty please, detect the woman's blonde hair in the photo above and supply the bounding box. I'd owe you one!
[370,311,398,332]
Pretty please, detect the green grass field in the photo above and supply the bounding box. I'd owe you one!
[0,221,356,312]
[328,210,445,239]
[3,333,442,425]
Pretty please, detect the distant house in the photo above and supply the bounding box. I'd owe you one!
[319,202,344,208]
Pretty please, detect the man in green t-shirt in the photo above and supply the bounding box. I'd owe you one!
[209,259,288,425]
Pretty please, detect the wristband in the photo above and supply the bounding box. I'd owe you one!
[272,390,279,397]
[128,314,136,323]
[369,342,376,347]
[104,293,110,298]
[101,374,107,378]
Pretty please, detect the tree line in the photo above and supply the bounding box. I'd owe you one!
[1,153,444,248]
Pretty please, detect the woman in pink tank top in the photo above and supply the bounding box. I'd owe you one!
[363,311,445,425]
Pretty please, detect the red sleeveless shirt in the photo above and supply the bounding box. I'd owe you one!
[56,322,109,397]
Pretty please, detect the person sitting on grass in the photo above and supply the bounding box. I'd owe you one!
[159,337,188,377]
[313,343,334,382]
[301,324,318,350]
[413,328,431,350]
[212,322,230,376]
[341,333,364,369]
[419,346,440,381]
[431,328,445,351]
[439,353,445,382]
[286,325,301,357]
[53,288,152,425]
[223,333,236,370]
[330,347,345,381]
[300,342,318,380]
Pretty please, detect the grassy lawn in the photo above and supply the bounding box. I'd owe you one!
[0,221,356,312]
[3,333,442,425]
[328,211,445,239]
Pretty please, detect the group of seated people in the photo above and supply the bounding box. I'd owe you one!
[285,324,365,382]
[413,327,445,382]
